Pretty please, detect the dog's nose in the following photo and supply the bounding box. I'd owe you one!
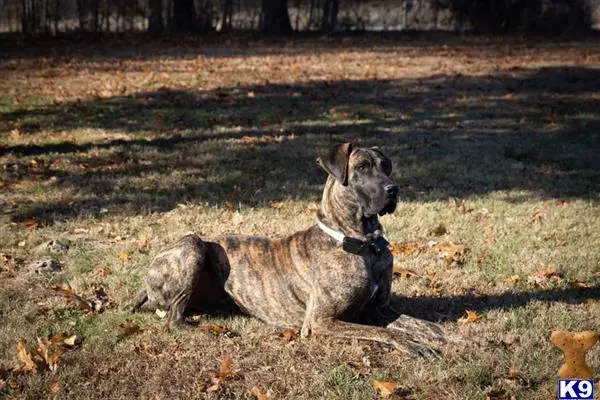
[385,184,399,197]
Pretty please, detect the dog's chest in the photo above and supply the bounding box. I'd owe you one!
[334,250,390,309]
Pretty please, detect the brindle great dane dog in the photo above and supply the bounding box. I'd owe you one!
[131,143,454,356]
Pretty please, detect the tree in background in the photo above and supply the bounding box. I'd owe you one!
[260,0,292,34]
[7,0,597,37]
[148,0,164,37]
[447,0,592,34]
[321,0,339,32]
[171,0,198,33]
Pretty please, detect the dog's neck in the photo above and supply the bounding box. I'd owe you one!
[318,177,383,240]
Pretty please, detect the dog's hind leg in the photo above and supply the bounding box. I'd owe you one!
[128,291,148,312]
[142,234,208,327]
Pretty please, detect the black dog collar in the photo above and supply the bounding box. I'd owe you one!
[317,219,390,255]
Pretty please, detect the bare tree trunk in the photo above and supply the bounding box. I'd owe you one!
[260,0,292,34]
[221,0,233,31]
[171,0,197,34]
[148,0,164,36]
[92,0,99,32]
[321,0,338,32]
[21,0,40,34]
[294,0,301,30]
[53,0,59,34]
[77,0,84,30]
[306,0,315,30]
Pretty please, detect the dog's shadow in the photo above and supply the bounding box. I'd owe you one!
[384,286,600,324]
[186,285,600,326]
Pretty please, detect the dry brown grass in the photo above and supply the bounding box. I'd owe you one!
[0,35,599,399]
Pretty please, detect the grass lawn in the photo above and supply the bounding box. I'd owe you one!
[0,35,599,399]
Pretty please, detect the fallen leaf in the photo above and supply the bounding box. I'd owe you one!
[538,268,557,278]
[572,281,592,289]
[281,328,298,342]
[22,219,40,229]
[390,243,420,256]
[117,322,142,341]
[373,380,398,399]
[49,380,60,394]
[531,211,546,224]
[48,333,78,348]
[206,356,233,392]
[136,235,150,253]
[36,337,60,371]
[47,284,94,313]
[306,203,319,212]
[200,324,232,337]
[117,251,130,261]
[249,386,270,400]
[270,201,284,209]
[532,267,560,281]
[62,335,77,347]
[217,356,232,379]
[392,265,421,278]
[16,342,37,373]
[508,361,518,379]
[429,242,467,266]
[458,310,482,324]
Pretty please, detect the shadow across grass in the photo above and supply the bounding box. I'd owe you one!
[2,66,599,224]
[389,285,600,323]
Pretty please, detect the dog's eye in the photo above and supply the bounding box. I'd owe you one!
[356,162,370,172]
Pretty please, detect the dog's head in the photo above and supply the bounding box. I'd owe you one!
[317,142,398,218]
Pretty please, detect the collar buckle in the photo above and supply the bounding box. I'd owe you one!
[342,236,369,255]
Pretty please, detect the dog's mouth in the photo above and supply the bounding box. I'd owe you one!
[377,197,398,216]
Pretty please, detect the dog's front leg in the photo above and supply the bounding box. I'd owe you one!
[301,292,442,358]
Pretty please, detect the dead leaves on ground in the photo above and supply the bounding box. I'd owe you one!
[205,356,233,392]
[249,386,271,400]
[47,282,113,313]
[391,240,467,270]
[528,266,562,286]
[373,380,411,399]
[15,333,80,374]
[457,310,483,324]
[0,253,21,276]
[200,324,235,338]
[281,328,299,343]
[430,242,467,267]
[391,266,421,279]
[117,321,143,341]
[47,283,95,313]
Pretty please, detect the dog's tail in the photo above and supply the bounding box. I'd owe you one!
[128,290,148,313]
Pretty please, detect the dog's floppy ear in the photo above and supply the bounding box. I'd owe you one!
[317,142,353,185]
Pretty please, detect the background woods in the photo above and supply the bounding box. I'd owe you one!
[1,0,599,36]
